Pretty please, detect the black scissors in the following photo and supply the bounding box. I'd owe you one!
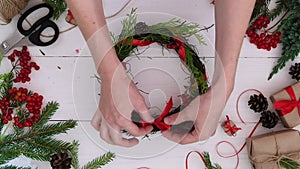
[0,3,59,54]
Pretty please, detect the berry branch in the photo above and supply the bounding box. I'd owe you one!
[0,48,115,168]
[246,0,300,79]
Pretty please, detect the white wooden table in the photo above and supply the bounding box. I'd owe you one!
[1,0,300,168]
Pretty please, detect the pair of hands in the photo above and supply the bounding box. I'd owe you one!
[91,57,228,147]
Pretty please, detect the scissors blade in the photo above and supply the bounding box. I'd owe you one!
[0,31,27,55]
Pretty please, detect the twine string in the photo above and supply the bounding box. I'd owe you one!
[0,0,29,24]
[1,0,133,36]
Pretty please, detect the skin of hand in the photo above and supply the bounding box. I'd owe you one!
[162,0,256,144]
[66,0,154,147]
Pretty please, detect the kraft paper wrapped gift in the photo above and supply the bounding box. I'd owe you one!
[246,129,300,169]
[270,82,300,128]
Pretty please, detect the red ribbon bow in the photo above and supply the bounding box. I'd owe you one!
[223,115,241,136]
[273,86,300,116]
[140,97,173,131]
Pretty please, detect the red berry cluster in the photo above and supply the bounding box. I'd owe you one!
[0,97,13,125]
[7,46,40,83]
[0,87,43,128]
[246,16,282,51]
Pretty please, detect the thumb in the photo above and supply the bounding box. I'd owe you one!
[164,111,193,125]
[134,103,154,123]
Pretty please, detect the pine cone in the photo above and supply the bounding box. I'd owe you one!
[248,94,268,113]
[260,111,279,129]
[289,63,300,81]
[134,22,149,35]
[50,152,72,169]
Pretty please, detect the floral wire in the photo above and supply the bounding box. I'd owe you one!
[132,46,151,59]
[199,24,215,32]
[134,82,150,95]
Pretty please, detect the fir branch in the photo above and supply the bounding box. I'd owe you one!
[0,72,14,97]
[31,120,77,137]
[43,0,67,20]
[279,157,300,169]
[23,137,74,154]
[82,152,115,169]
[31,102,59,130]
[70,141,80,169]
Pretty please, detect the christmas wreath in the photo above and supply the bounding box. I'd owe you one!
[111,9,210,134]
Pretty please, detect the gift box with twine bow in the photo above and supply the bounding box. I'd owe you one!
[270,82,300,128]
[246,129,300,169]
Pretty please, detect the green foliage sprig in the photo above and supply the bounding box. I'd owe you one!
[43,0,67,20]
[279,157,300,169]
[202,152,222,169]
[251,0,300,79]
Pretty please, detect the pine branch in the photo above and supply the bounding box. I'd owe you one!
[43,0,67,20]
[279,157,300,169]
[70,141,80,169]
[82,152,115,169]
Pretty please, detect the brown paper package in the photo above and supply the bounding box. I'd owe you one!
[246,129,300,169]
[270,82,300,128]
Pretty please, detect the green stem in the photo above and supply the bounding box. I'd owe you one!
[0,121,12,141]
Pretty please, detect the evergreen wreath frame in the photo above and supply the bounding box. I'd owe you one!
[112,9,211,133]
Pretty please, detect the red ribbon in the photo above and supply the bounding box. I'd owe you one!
[223,115,241,136]
[185,151,207,169]
[67,10,75,23]
[132,39,154,46]
[273,86,300,116]
[140,97,173,131]
[119,37,187,61]
[166,38,186,61]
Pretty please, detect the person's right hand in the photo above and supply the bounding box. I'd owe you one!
[91,52,154,147]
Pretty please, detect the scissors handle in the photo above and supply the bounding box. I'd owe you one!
[17,3,59,46]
